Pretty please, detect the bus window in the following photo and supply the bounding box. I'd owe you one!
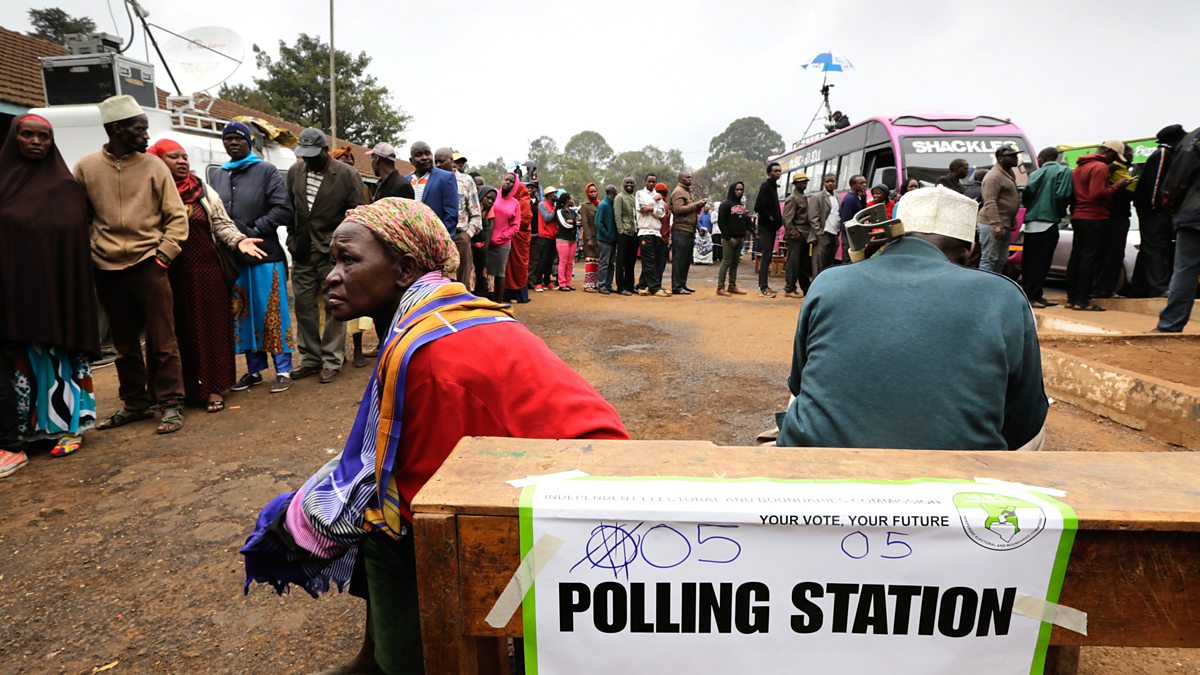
[838,150,862,189]
[864,147,896,190]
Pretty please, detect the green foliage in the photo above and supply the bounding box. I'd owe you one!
[601,146,690,192]
[474,157,509,189]
[216,84,279,117]
[27,7,96,45]
[527,136,560,179]
[707,116,785,164]
[557,131,616,198]
[694,153,765,208]
[220,34,410,146]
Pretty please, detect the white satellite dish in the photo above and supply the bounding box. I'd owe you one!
[161,26,244,94]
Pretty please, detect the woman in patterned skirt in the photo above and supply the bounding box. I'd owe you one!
[0,114,100,471]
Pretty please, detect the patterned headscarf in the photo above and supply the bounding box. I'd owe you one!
[344,197,459,274]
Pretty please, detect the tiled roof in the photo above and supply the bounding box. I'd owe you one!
[0,26,66,108]
[0,25,412,178]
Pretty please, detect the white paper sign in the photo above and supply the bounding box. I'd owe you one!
[520,478,1076,675]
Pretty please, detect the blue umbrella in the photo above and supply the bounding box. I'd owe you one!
[801,51,855,73]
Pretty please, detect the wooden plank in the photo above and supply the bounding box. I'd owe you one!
[412,438,1200,533]
[412,513,475,674]
[450,514,1200,647]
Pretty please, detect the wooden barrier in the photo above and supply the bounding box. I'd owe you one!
[411,437,1200,674]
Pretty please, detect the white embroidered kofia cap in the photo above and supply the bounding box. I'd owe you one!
[899,186,978,243]
[98,95,143,124]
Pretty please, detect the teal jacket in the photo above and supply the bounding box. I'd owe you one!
[778,237,1047,451]
[1021,161,1073,224]
[595,195,617,244]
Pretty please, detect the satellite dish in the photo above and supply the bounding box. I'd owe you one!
[161,26,244,94]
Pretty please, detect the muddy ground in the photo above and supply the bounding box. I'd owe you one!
[0,263,1195,674]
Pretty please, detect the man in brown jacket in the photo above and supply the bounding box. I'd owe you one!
[782,172,813,298]
[74,95,189,435]
[287,127,368,383]
[808,173,840,277]
[669,171,707,294]
[977,143,1022,274]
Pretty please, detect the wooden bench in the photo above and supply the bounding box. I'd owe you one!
[411,438,1200,674]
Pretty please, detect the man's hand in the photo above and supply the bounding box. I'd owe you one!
[992,225,1007,241]
[1114,178,1133,190]
[639,205,654,214]
[237,237,269,259]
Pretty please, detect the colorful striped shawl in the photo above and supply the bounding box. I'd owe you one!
[242,275,515,596]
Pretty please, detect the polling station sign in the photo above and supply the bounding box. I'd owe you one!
[519,477,1076,674]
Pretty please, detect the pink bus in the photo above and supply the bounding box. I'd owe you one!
[771,113,1036,199]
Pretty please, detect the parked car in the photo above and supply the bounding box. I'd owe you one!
[1046,213,1140,287]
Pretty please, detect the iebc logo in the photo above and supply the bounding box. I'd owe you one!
[952,492,1047,551]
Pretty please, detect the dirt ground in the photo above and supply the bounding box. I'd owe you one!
[0,263,1195,674]
[1045,336,1200,389]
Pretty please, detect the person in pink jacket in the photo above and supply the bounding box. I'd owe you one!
[486,171,522,302]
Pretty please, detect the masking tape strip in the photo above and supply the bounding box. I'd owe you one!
[506,469,589,487]
[1013,594,1088,635]
[485,534,564,628]
[973,477,1067,498]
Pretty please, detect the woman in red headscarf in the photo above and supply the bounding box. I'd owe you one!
[0,114,100,471]
[503,177,534,303]
[147,139,267,416]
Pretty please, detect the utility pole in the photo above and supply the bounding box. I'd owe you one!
[329,0,337,148]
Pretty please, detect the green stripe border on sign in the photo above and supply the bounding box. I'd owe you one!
[520,484,539,675]
[1029,493,1079,675]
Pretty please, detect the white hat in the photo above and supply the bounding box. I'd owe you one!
[898,186,978,243]
[98,95,143,124]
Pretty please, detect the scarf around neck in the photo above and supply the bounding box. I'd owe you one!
[221,152,263,171]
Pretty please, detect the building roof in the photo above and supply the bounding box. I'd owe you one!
[0,25,413,178]
[0,26,66,109]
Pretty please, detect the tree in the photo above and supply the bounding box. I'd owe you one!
[28,7,96,45]
[707,116,785,165]
[527,136,561,182]
[602,145,690,191]
[219,34,410,146]
[475,157,509,188]
[694,153,765,209]
[557,131,615,198]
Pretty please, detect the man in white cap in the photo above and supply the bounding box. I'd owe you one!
[777,186,1047,451]
[74,94,190,435]
[367,142,413,201]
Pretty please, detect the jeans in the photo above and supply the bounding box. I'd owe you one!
[246,351,293,376]
[1131,208,1176,296]
[637,234,661,292]
[784,237,813,294]
[718,236,744,290]
[1065,218,1107,306]
[758,228,779,290]
[654,236,668,285]
[1157,226,1200,332]
[615,233,639,292]
[671,230,695,291]
[1020,226,1059,302]
[556,239,577,288]
[1094,216,1130,296]
[597,241,615,290]
[977,222,1008,274]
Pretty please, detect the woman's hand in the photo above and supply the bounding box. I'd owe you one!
[237,237,269,259]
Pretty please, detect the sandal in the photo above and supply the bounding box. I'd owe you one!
[206,399,225,414]
[157,404,184,435]
[96,408,154,430]
[50,434,83,457]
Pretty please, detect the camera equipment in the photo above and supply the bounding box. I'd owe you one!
[845,203,905,262]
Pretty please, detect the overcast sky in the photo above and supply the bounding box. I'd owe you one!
[6,1,1196,166]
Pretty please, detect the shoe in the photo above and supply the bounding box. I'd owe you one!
[1030,299,1048,309]
[784,291,803,299]
[1039,298,1059,307]
[270,375,292,393]
[682,287,696,294]
[717,289,730,297]
[559,286,570,292]
[319,368,341,384]
[352,355,369,368]
[599,288,611,295]
[728,287,747,295]
[637,288,650,296]
[672,288,684,295]
[549,283,559,290]
[0,449,29,477]
[535,285,545,293]
[759,288,777,298]
[619,290,633,296]
[1151,327,1182,333]
[584,287,597,293]
[654,289,671,297]
[292,366,321,380]
[230,372,264,391]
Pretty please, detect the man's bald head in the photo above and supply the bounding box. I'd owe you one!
[410,141,433,173]
[434,147,454,171]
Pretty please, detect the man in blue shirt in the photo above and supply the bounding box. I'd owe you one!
[837,175,868,264]
[778,186,1047,451]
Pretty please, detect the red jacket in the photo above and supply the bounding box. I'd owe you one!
[1071,154,1119,220]
[393,321,629,522]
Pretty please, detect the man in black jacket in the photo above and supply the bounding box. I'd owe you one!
[755,162,783,297]
[1130,124,1187,297]
[211,121,296,393]
[367,142,414,201]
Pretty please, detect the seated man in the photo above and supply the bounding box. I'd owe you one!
[777,186,1047,451]
[241,198,628,674]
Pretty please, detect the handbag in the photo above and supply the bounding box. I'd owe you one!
[199,191,242,286]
